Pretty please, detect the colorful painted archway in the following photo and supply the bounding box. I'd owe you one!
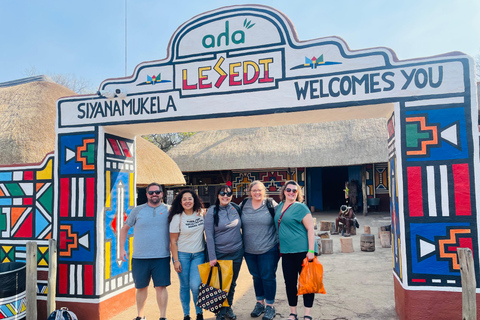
[1,5,478,320]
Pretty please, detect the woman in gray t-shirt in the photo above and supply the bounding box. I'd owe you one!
[241,181,279,320]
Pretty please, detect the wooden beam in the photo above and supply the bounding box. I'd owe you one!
[47,239,57,316]
[362,164,367,216]
[26,241,37,320]
[457,248,476,320]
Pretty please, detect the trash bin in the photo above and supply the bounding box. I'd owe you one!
[0,262,27,320]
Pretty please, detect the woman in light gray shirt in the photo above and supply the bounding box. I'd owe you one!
[241,181,279,320]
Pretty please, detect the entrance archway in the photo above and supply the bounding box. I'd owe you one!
[51,5,479,319]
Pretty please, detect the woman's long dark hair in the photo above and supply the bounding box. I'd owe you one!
[213,185,232,227]
[168,189,204,223]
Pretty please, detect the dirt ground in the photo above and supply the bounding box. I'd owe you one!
[116,211,399,320]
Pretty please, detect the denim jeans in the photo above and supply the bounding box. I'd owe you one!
[244,245,280,304]
[177,251,205,316]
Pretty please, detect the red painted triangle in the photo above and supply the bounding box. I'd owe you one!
[14,213,33,238]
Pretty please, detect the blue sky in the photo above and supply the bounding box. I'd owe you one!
[1,0,478,91]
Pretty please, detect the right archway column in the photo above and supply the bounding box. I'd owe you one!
[389,97,480,319]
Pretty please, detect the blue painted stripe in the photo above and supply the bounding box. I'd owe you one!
[0,172,12,181]
[0,199,12,205]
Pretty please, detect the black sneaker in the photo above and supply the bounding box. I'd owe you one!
[216,313,226,320]
[134,317,145,320]
[226,307,237,320]
[196,314,203,320]
[250,302,265,317]
[262,306,275,320]
[183,316,191,320]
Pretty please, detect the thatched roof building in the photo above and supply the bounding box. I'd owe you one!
[167,118,389,172]
[0,76,185,185]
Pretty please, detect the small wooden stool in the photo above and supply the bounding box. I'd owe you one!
[361,234,375,252]
[321,239,333,254]
[340,237,354,253]
[380,231,392,248]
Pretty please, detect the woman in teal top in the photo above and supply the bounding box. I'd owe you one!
[274,180,316,320]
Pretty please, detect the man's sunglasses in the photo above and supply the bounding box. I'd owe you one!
[147,190,162,195]
[219,191,233,197]
[286,188,297,193]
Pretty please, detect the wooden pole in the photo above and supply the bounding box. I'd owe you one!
[47,239,57,316]
[362,164,367,216]
[457,248,476,320]
[26,241,37,320]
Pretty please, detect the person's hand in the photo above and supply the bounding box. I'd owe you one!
[306,251,315,261]
[174,260,182,273]
[209,259,217,267]
[120,249,128,262]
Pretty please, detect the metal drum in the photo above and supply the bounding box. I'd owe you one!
[0,262,26,320]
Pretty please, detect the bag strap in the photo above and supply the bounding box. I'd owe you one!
[206,262,223,289]
[277,202,294,231]
[266,198,275,218]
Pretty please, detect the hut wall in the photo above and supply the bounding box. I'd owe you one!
[0,154,54,318]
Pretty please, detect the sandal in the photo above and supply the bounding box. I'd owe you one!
[289,314,298,320]
[304,316,313,320]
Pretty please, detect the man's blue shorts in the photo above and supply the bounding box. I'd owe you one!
[131,257,171,288]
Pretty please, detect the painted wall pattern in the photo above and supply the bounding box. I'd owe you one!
[103,134,135,294]
[57,132,97,297]
[388,114,402,280]
[0,154,54,300]
[232,169,304,197]
[401,98,479,287]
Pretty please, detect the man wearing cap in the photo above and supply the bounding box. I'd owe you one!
[120,182,170,320]
[332,205,355,237]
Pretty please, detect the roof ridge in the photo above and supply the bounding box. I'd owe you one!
[0,75,55,88]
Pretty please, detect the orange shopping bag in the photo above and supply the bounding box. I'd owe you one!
[198,260,233,307]
[297,257,326,295]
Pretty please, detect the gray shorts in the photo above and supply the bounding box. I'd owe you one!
[131,257,171,288]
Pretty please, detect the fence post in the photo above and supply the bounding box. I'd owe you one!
[457,247,477,320]
[47,239,57,315]
[26,241,37,320]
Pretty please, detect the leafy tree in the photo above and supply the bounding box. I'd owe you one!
[143,132,196,152]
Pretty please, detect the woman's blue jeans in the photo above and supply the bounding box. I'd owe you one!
[244,245,280,304]
[177,251,205,316]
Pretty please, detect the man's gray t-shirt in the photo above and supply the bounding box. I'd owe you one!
[125,203,170,259]
[241,198,278,254]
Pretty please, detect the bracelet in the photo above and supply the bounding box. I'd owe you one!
[308,249,315,253]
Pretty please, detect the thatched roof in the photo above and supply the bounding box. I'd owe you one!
[136,137,185,185]
[0,76,73,165]
[167,119,389,172]
[0,76,185,185]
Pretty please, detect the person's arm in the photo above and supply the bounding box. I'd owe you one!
[302,213,315,261]
[170,233,182,272]
[204,208,217,266]
[120,224,131,262]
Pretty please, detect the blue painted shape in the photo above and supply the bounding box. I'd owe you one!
[59,133,95,175]
[0,304,14,316]
[410,222,469,276]
[35,209,50,237]
[0,172,12,181]
[58,220,95,262]
[0,198,12,205]
[105,171,133,277]
[406,107,468,161]
[306,167,323,211]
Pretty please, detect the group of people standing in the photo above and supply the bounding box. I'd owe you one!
[120,180,317,320]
